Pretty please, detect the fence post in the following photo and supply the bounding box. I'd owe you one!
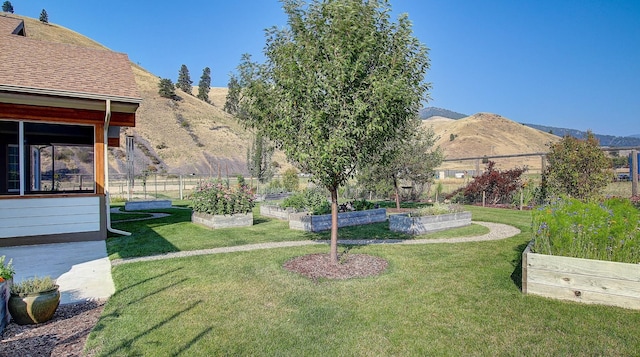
[632,150,638,197]
[520,188,523,211]
[179,175,183,200]
[482,191,485,207]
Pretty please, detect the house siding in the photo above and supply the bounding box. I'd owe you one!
[0,196,101,239]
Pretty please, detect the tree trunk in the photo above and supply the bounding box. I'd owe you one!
[393,175,400,210]
[330,186,339,264]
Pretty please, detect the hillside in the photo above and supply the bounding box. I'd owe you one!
[422,113,561,173]
[10,14,567,177]
[419,107,467,120]
[522,123,640,147]
[9,14,277,176]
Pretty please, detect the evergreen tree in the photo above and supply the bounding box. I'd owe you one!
[2,1,14,13]
[39,9,48,23]
[158,78,176,99]
[223,76,241,115]
[197,67,211,103]
[176,64,192,94]
[246,133,274,184]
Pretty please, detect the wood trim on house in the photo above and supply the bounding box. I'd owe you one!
[0,102,135,127]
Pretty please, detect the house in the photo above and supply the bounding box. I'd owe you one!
[0,15,141,246]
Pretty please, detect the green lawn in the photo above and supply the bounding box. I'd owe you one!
[86,204,640,356]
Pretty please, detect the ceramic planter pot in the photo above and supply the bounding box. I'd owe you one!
[8,286,60,325]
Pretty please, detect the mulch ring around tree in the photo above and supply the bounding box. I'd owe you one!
[283,253,388,282]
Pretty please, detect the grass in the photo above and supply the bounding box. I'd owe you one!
[107,204,490,259]
[86,204,640,355]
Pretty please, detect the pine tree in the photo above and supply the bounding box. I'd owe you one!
[39,9,48,23]
[2,1,14,13]
[158,78,176,99]
[176,64,192,94]
[224,76,241,115]
[246,133,274,184]
[197,67,211,103]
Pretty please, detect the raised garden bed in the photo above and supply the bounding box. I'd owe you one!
[125,200,172,211]
[522,241,640,310]
[191,212,253,229]
[259,204,303,221]
[389,211,471,235]
[289,208,387,232]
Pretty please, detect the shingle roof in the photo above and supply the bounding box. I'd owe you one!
[0,16,140,101]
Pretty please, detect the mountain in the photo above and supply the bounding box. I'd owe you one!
[522,124,640,147]
[419,107,467,120]
[422,113,560,173]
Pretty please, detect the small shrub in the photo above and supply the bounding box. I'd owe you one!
[409,203,464,217]
[0,255,15,281]
[281,194,306,211]
[282,168,300,192]
[531,196,640,263]
[190,179,255,215]
[447,161,526,205]
[11,276,57,295]
[280,187,330,215]
[351,199,375,211]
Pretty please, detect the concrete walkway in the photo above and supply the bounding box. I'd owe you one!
[111,221,520,266]
[4,211,520,304]
[2,241,115,305]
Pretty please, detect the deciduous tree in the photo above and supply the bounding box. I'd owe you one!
[542,132,612,201]
[236,0,430,263]
[358,126,442,208]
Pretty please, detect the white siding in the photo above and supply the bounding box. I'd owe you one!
[0,196,100,239]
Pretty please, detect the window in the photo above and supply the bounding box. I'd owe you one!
[7,145,19,192]
[0,120,95,195]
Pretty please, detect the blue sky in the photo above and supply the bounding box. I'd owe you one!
[10,0,640,137]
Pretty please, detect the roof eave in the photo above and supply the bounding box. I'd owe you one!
[0,84,142,104]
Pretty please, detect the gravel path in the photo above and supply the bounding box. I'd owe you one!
[111,221,520,266]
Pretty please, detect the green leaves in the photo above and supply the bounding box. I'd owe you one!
[236,0,429,192]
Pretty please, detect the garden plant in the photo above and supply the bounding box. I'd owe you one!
[531,196,640,263]
[190,178,255,215]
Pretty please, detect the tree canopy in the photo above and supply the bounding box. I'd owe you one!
[358,125,442,208]
[158,78,177,99]
[197,67,211,102]
[39,9,48,23]
[224,76,241,115]
[176,64,192,94]
[542,132,612,201]
[235,0,430,263]
[2,1,14,13]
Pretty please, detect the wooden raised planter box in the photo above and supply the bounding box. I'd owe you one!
[522,241,640,310]
[389,211,471,235]
[289,208,387,232]
[191,212,253,229]
[259,204,303,221]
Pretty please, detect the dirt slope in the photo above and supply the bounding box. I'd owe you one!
[423,113,560,172]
